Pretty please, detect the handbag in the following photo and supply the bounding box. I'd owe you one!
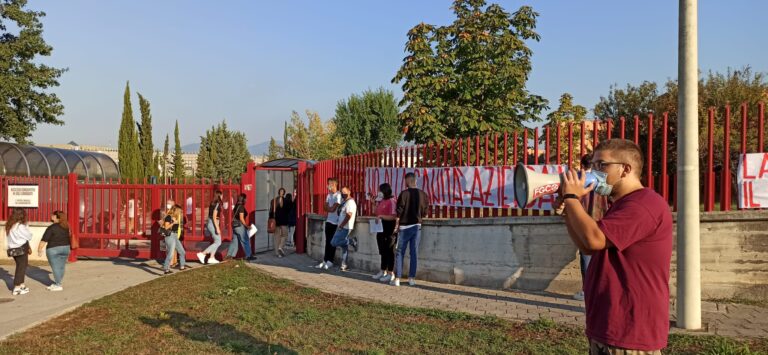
[267,198,277,233]
[7,242,30,257]
[231,205,244,228]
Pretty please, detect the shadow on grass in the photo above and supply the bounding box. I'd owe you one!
[140,311,296,354]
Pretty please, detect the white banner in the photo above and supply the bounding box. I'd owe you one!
[364,165,566,210]
[737,153,768,209]
[8,184,39,208]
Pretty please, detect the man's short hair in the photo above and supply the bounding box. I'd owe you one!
[580,153,593,169]
[594,139,644,177]
[404,172,416,180]
[327,177,338,185]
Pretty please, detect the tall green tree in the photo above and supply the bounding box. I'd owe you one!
[161,134,169,181]
[333,88,402,155]
[137,93,157,177]
[392,0,547,144]
[545,93,587,165]
[0,0,67,143]
[171,120,184,179]
[118,82,141,180]
[195,120,251,181]
[267,137,282,161]
[284,110,344,160]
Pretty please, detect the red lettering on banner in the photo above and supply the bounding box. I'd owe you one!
[760,153,768,179]
[470,167,485,206]
[743,155,757,179]
[747,181,762,208]
[453,168,465,205]
[484,167,495,206]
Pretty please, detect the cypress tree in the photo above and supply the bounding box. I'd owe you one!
[137,93,157,177]
[118,82,141,181]
[162,134,169,182]
[172,120,185,180]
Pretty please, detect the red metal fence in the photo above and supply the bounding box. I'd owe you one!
[0,175,68,222]
[309,103,766,218]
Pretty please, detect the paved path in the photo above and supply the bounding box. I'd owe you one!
[0,258,163,341]
[250,252,768,339]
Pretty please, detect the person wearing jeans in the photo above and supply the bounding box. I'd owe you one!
[227,194,255,261]
[330,186,357,271]
[38,210,73,291]
[198,190,223,264]
[392,172,429,287]
[163,206,188,274]
[315,178,341,270]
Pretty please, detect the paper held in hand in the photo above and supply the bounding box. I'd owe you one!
[369,219,384,234]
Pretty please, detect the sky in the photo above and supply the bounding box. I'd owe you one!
[25,0,768,149]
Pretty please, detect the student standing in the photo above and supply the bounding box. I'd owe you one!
[37,211,72,291]
[6,208,33,295]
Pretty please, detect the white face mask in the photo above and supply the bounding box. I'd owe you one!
[589,171,613,196]
[375,192,384,202]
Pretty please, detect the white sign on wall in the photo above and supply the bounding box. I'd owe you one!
[7,184,39,208]
[737,153,768,209]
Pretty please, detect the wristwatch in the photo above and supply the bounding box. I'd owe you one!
[563,193,579,200]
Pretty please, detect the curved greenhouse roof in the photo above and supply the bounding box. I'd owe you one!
[0,142,120,180]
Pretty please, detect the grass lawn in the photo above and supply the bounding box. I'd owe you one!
[1,262,766,354]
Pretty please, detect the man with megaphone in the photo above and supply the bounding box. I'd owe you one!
[552,139,672,354]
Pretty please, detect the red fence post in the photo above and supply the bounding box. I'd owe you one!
[646,113,654,190]
[722,105,731,211]
[661,113,669,202]
[706,107,715,212]
[150,183,161,259]
[67,173,78,262]
[296,161,308,254]
[759,102,765,152]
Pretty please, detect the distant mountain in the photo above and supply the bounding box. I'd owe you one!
[180,140,280,156]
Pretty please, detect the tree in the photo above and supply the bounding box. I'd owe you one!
[267,137,283,161]
[195,120,252,181]
[545,93,587,165]
[0,0,67,143]
[333,88,402,155]
[137,93,157,178]
[161,134,169,181]
[284,110,344,160]
[392,0,547,144]
[171,120,184,179]
[118,82,141,180]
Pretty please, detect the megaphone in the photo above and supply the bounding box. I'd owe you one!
[513,164,604,207]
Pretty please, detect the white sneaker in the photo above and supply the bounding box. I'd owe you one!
[390,279,400,287]
[573,291,585,301]
[380,274,394,283]
[314,262,326,269]
[408,279,417,286]
[372,271,384,279]
[197,253,206,264]
[49,285,63,292]
[208,257,220,264]
[324,261,333,270]
[12,286,30,295]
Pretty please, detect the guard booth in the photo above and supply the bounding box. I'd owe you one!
[249,159,313,255]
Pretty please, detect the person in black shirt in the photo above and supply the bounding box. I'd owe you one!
[198,190,223,264]
[392,173,430,287]
[225,193,255,261]
[162,205,188,274]
[269,188,292,257]
[37,211,72,291]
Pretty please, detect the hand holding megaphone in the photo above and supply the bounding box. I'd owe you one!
[513,164,612,208]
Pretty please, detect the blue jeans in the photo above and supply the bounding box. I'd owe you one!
[163,233,186,270]
[330,228,352,266]
[46,245,70,286]
[579,251,591,288]
[203,219,222,255]
[395,226,420,279]
[228,225,251,258]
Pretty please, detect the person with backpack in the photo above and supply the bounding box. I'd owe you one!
[162,205,188,274]
[226,193,255,261]
[6,208,33,296]
[198,190,223,264]
[37,210,73,291]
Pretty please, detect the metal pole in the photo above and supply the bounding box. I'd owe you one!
[677,0,701,330]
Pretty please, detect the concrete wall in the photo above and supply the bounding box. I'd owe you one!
[306,211,768,301]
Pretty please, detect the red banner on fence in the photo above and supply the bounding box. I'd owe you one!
[364,165,566,210]
[737,153,768,209]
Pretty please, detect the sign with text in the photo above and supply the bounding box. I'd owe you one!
[7,184,39,208]
[737,153,768,209]
[364,165,566,210]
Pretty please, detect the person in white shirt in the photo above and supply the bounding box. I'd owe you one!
[330,186,358,272]
[315,178,341,270]
[6,208,33,295]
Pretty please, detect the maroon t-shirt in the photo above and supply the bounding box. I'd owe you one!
[585,188,673,351]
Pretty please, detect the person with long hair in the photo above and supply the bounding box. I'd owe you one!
[37,211,72,291]
[6,208,32,295]
[373,183,397,283]
[163,205,188,274]
[269,188,292,258]
[198,190,223,264]
[164,199,179,268]
[226,193,255,261]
